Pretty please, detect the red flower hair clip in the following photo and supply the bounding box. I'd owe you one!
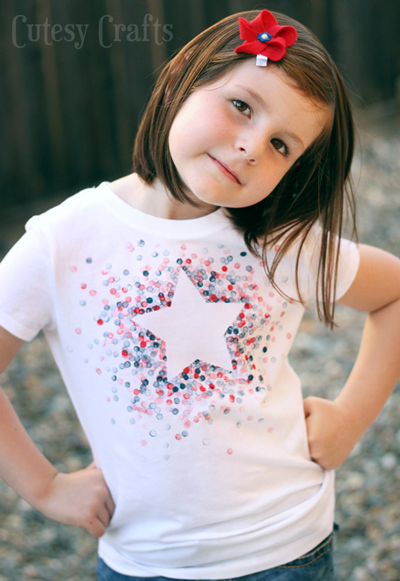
[235,10,297,67]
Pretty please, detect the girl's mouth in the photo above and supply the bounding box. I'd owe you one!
[208,154,241,184]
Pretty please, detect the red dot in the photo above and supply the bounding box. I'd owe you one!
[97,319,103,325]
[227,448,233,455]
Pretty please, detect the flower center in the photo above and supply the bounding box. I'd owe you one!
[257,32,272,42]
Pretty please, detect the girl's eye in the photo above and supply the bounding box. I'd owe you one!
[232,99,251,117]
[271,138,289,156]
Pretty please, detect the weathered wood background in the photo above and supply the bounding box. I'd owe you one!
[0,0,399,208]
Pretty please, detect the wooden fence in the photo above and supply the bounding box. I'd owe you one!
[0,0,399,210]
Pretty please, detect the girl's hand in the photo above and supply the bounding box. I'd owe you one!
[35,463,115,538]
[303,396,359,470]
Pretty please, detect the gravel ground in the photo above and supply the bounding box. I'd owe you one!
[0,112,399,581]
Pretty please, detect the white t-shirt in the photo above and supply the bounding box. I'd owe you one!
[0,183,360,578]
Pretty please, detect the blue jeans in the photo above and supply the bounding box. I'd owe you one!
[97,533,334,581]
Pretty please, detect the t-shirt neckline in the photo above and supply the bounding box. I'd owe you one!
[98,181,230,238]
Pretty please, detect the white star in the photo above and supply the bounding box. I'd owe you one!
[136,270,243,380]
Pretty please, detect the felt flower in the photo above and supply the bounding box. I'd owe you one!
[235,10,297,61]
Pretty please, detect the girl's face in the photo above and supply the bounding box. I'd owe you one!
[168,59,331,212]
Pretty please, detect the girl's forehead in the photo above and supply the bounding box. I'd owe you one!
[221,59,300,93]
[206,59,329,117]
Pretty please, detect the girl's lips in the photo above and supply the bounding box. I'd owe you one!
[208,154,241,184]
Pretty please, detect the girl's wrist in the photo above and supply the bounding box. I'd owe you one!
[27,466,60,513]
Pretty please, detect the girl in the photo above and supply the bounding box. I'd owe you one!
[0,9,399,581]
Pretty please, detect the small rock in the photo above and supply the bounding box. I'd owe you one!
[380,452,397,470]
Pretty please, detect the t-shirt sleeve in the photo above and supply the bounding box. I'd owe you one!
[333,237,360,301]
[0,227,55,341]
[295,227,360,304]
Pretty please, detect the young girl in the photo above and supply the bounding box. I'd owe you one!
[0,9,399,581]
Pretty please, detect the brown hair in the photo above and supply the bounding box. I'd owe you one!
[132,10,357,327]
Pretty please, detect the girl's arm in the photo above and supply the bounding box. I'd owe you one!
[304,244,400,470]
[0,326,115,538]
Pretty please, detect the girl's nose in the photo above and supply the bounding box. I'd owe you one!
[238,146,256,164]
[236,133,265,164]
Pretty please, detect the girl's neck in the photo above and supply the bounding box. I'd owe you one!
[109,173,219,221]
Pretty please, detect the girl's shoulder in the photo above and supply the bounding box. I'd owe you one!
[25,180,122,236]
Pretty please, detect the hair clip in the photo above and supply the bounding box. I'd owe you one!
[235,10,297,67]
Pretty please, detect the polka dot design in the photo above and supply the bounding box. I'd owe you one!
[69,239,294,448]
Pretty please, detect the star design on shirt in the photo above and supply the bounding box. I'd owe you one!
[136,269,243,380]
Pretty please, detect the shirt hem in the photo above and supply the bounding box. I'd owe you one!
[98,471,335,579]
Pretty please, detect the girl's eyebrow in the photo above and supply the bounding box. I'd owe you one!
[232,85,305,150]
[232,85,265,109]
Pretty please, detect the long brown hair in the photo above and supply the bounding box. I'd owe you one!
[132,10,357,327]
